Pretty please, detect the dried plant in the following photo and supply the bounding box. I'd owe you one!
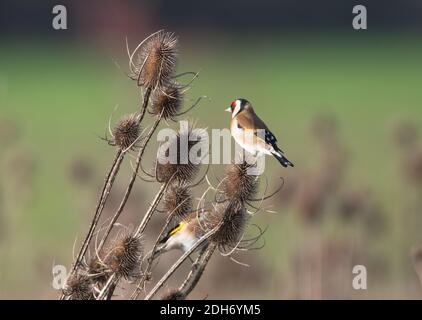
[62,30,283,300]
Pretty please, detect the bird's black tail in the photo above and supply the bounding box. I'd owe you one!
[273,150,294,168]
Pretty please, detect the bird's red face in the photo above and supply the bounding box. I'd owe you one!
[225,100,237,113]
[225,100,241,117]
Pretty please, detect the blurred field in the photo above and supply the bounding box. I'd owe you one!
[1,33,422,299]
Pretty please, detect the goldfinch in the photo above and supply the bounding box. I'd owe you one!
[153,213,208,258]
[226,98,294,168]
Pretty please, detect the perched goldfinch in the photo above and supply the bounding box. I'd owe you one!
[226,98,294,168]
[153,213,207,258]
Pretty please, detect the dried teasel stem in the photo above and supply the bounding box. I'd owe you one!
[177,243,216,299]
[94,114,167,300]
[97,273,118,300]
[134,175,175,236]
[65,70,154,290]
[142,222,222,300]
[70,150,124,273]
[97,111,164,253]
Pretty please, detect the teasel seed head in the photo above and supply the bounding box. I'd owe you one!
[135,30,178,89]
[104,232,143,281]
[151,80,183,120]
[156,130,202,183]
[221,162,258,203]
[87,256,108,285]
[163,180,192,220]
[63,271,94,300]
[113,114,140,150]
[161,289,186,300]
[207,201,249,252]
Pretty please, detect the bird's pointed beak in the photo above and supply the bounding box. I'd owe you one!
[225,107,231,113]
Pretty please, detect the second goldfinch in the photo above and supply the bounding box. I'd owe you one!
[153,212,208,259]
[226,98,294,168]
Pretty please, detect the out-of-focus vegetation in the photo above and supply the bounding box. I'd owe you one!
[1,33,422,299]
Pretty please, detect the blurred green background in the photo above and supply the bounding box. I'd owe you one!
[1,0,422,299]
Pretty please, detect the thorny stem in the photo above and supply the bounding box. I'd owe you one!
[61,86,153,301]
[71,150,124,272]
[97,111,163,253]
[137,87,151,126]
[178,244,216,298]
[134,178,171,236]
[93,112,164,300]
[142,224,222,300]
[97,273,118,300]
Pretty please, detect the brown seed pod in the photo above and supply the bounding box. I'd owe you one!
[135,31,178,89]
[113,114,140,150]
[156,130,203,183]
[151,81,183,120]
[163,181,192,220]
[104,232,143,281]
[87,256,108,285]
[221,162,258,203]
[160,289,186,300]
[63,271,95,300]
[207,201,249,252]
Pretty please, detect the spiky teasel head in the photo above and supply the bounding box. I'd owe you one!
[151,80,183,120]
[164,180,192,220]
[87,256,109,285]
[134,31,178,89]
[113,113,140,150]
[156,129,203,183]
[161,289,186,300]
[206,201,249,252]
[104,232,143,281]
[221,162,258,203]
[63,270,95,300]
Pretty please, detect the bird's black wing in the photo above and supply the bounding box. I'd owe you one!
[255,128,284,153]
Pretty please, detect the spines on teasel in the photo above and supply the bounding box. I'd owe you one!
[134,30,178,89]
[112,113,140,150]
[103,232,143,281]
[155,129,204,183]
[204,201,249,252]
[221,161,258,203]
[62,270,95,300]
[163,180,193,220]
[151,80,183,120]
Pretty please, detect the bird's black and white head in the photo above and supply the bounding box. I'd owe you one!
[225,98,252,118]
